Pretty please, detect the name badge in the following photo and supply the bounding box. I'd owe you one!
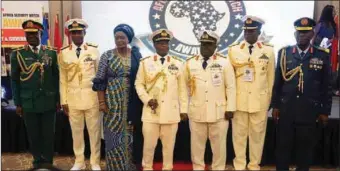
[212,72,222,86]
[243,67,254,82]
[25,57,34,61]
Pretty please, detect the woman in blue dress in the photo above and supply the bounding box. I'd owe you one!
[92,24,143,170]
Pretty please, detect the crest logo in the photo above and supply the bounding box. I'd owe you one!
[147,1,246,59]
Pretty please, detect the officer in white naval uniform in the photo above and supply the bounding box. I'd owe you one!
[183,30,236,170]
[59,19,101,170]
[135,29,188,170]
[228,15,275,170]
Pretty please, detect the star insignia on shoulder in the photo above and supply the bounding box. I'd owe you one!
[186,55,198,61]
[86,42,98,48]
[228,42,240,48]
[262,42,274,47]
[216,53,227,58]
[172,56,184,62]
[140,56,151,61]
[61,45,70,51]
[314,45,330,53]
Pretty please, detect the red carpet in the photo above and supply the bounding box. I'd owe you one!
[138,162,210,170]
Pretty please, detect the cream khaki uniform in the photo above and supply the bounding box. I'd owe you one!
[59,42,101,166]
[228,41,275,170]
[183,53,236,170]
[135,54,188,170]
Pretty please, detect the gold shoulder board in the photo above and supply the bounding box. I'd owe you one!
[86,42,98,48]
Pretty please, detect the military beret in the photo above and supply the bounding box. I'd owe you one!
[22,20,44,32]
[294,17,316,31]
[199,30,220,44]
[150,29,173,42]
[65,18,88,31]
[242,15,265,30]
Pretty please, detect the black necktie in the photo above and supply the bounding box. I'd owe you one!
[76,47,81,58]
[202,57,209,70]
[300,52,305,58]
[249,45,254,55]
[32,46,38,54]
[160,57,165,65]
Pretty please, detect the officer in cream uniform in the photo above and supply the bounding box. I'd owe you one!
[59,19,101,170]
[135,29,188,170]
[228,15,275,170]
[183,30,236,170]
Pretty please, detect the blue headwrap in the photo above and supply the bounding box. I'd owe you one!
[114,24,135,43]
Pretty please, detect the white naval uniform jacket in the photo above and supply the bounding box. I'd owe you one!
[183,53,236,123]
[228,41,275,113]
[59,42,100,110]
[135,54,188,124]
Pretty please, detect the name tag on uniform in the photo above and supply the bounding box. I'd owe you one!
[212,72,222,86]
[243,67,254,82]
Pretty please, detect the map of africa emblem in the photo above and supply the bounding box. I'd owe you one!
[148,1,246,59]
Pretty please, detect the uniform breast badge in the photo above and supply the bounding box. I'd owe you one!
[259,54,269,70]
[168,63,179,75]
[210,63,222,72]
[83,54,93,62]
[309,57,323,70]
[41,53,52,68]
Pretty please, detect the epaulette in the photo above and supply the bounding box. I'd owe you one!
[279,45,290,52]
[86,42,98,48]
[228,42,240,48]
[314,45,329,53]
[61,45,70,50]
[186,55,198,61]
[172,56,184,62]
[140,56,151,61]
[12,46,25,51]
[46,46,57,51]
[216,53,227,58]
[262,42,274,47]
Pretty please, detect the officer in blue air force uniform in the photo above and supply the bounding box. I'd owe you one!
[271,17,332,171]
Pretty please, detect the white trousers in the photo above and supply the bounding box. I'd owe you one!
[142,123,178,170]
[189,119,229,170]
[232,111,268,170]
[69,107,101,165]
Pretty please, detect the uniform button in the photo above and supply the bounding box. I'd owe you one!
[249,92,251,94]
[205,91,208,93]
[206,100,208,102]
[296,95,299,98]
[39,88,42,91]
[162,101,164,103]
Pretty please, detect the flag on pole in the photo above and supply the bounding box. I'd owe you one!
[63,14,70,46]
[41,7,50,46]
[54,14,62,53]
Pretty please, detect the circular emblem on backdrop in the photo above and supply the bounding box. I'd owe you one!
[149,1,246,59]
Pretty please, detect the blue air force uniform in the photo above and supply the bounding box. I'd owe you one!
[271,17,333,171]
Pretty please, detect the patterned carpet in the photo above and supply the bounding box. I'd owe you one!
[1,153,338,170]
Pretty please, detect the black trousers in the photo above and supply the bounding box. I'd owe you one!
[276,96,318,171]
[23,110,56,168]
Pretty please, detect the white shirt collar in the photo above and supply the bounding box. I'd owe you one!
[72,42,85,50]
[156,53,168,58]
[29,44,41,52]
[297,45,310,54]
